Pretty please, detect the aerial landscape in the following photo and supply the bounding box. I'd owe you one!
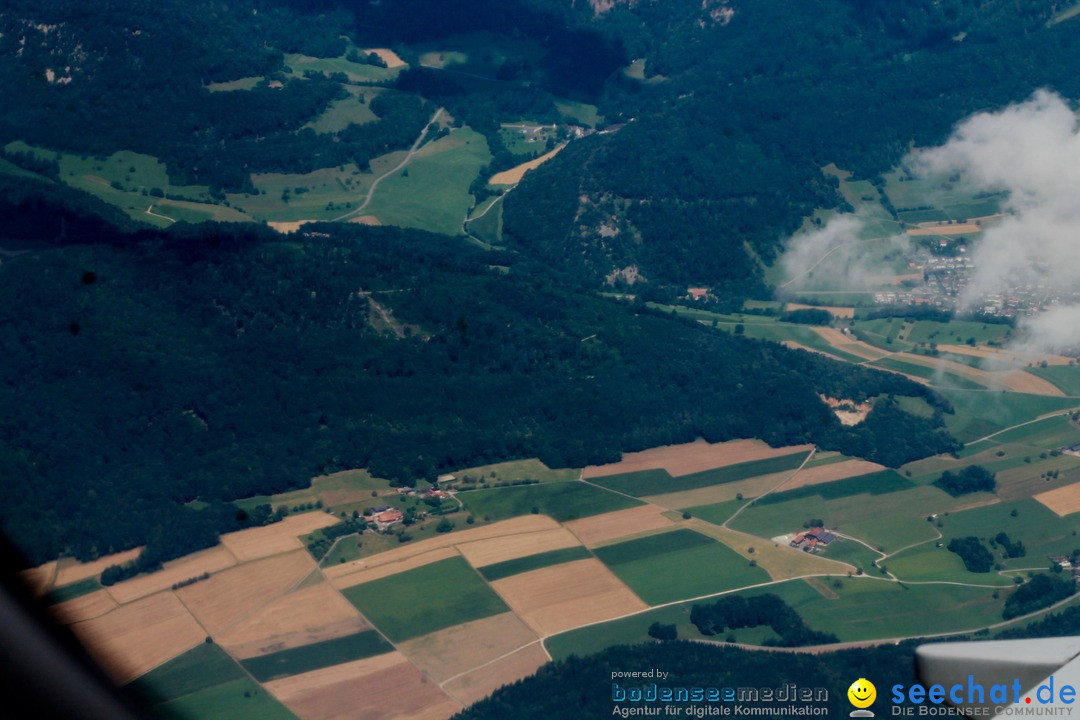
[5,0,1080,718]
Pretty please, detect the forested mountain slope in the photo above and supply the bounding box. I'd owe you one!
[0,203,955,565]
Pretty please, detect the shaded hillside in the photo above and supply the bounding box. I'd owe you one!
[0,216,955,565]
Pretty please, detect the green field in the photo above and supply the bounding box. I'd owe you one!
[227,161,376,223]
[986,415,1080,449]
[937,390,1080,444]
[46,577,100,604]
[544,603,776,661]
[903,320,1011,346]
[4,141,244,227]
[464,193,504,246]
[284,51,403,83]
[460,481,641,522]
[593,529,770,605]
[549,575,1009,658]
[341,556,508,642]
[554,99,601,128]
[881,168,1004,220]
[128,644,244,703]
[451,457,578,486]
[363,127,491,235]
[477,546,593,581]
[727,484,963,552]
[934,499,1080,567]
[819,538,881,574]
[304,87,381,134]
[886,543,1012,585]
[155,678,297,720]
[589,452,811,497]
[127,644,295,719]
[240,630,393,681]
[235,467,393,513]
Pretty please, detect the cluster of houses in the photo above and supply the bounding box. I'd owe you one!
[1050,555,1080,582]
[789,527,837,553]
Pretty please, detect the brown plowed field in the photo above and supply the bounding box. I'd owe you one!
[326,547,460,588]
[582,439,813,479]
[641,471,793,510]
[217,582,369,659]
[398,612,538,683]
[55,548,143,587]
[563,505,674,546]
[176,550,315,636]
[51,589,119,624]
[68,592,206,684]
[491,559,646,636]
[324,516,560,588]
[442,642,550,706]
[105,545,238,604]
[780,459,886,491]
[457,528,581,567]
[266,652,461,720]
[219,512,340,562]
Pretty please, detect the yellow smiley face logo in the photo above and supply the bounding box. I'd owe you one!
[848,678,876,709]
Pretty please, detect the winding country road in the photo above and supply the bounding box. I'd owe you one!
[331,107,444,222]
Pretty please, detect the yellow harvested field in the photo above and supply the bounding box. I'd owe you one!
[266,652,461,720]
[325,515,561,587]
[906,223,981,236]
[267,220,317,234]
[19,561,57,596]
[105,545,238,605]
[177,550,316,636]
[491,559,647,636]
[686,520,855,580]
[489,144,566,185]
[328,547,460,588]
[1035,483,1080,517]
[458,528,581,568]
[781,459,886,491]
[563,505,674,546]
[938,344,1073,367]
[987,370,1067,396]
[69,592,206,684]
[363,48,405,68]
[642,471,793,510]
[219,512,340,562]
[443,642,550,706]
[895,352,1064,396]
[583,438,813,479]
[398,612,538,683]
[217,583,369,659]
[811,327,889,361]
[347,215,381,225]
[785,303,855,319]
[51,589,119,624]
[54,548,143,587]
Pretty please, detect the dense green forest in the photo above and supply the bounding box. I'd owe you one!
[5,0,1080,299]
[503,0,1080,301]
[0,194,954,565]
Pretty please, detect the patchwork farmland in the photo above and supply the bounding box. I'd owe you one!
[28,417,1080,718]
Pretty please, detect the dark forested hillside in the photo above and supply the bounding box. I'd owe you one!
[0,209,955,565]
[502,0,1080,301]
